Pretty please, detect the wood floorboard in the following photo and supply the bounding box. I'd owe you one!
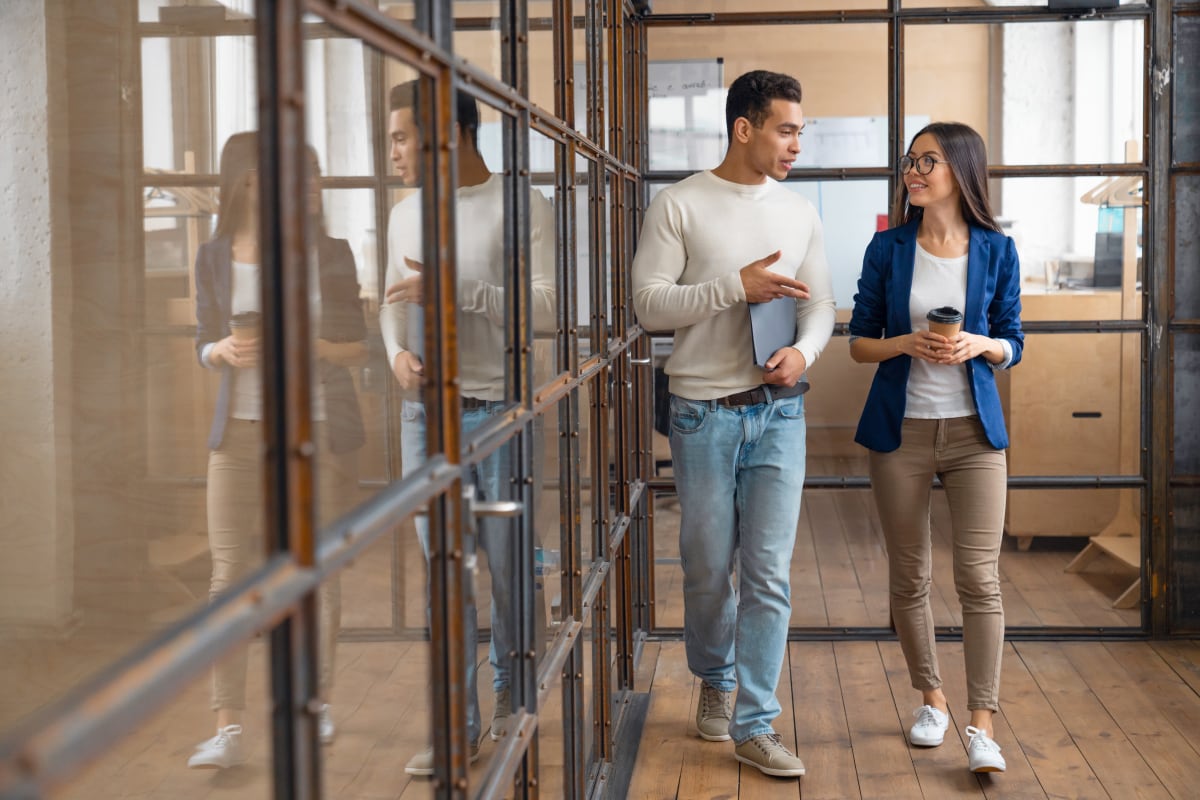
[735,646,801,800]
[1151,640,1200,696]
[1016,642,1172,799]
[789,641,861,800]
[808,493,873,628]
[28,630,1200,799]
[877,641,988,799]
[626,641,693,799]
[934,642,1044,799]
[792,501,831,627]
[996,641,1107,799]
[1062,643,1200,799]
[834,641,924,798]
[628,640,1200,799]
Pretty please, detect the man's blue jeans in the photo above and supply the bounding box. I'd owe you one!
[401,400,514,745]
[668,392,806,743]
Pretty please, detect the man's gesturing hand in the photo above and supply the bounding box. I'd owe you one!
[740,251,811,304]
[384,257,425,306]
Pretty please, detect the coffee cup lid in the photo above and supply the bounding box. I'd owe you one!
[927,306,963,324]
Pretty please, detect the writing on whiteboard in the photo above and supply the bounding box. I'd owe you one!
[648,60,722,99]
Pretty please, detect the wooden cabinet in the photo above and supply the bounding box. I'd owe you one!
[1002,276,1141,549]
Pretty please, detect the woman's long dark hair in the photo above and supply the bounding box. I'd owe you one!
[213,132,258,240]
[893,122,1002,233]
[213,132,324,239]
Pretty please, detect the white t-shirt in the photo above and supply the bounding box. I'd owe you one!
[631,170,837,400]
[379,174,556,401]
[226,257,326,421]
[904,244,975,419]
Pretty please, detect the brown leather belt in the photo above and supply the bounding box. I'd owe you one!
[715,382,808,408]
[462,396,496,411]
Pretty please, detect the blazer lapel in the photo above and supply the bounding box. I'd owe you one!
[212,237,233,324]
[891,220,920,334]
[963,226,989,334]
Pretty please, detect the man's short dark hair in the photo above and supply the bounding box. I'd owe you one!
[724,70,803,140]
[388,80,481,147]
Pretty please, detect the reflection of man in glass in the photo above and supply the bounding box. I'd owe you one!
[379,81,555,775]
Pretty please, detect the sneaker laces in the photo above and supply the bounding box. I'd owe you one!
[700,684,730,718]
[913,705,944,728]
[211,725,242,748]
[965,725,1000,754]
[752,732,788,755]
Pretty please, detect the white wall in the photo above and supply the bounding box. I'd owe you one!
[0,0,76,631]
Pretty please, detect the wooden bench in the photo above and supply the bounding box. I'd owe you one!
[1064,534,1141,609]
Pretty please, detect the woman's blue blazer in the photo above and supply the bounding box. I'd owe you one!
[848,219,1024,453]
[193,234,367,454]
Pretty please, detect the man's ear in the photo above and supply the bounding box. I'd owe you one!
[732,116,753,144]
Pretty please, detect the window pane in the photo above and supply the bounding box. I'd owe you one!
[904,0,1146,6]
[905,21,1144,167]
[996,175,1143,311]
[647,25,889,170]
[1177,175,1200,319]
[1171,487,1200,632]
[653,0,886,10]
[1176,333,1200,475]
[56,661,272,794]
[785,180,890,309]
[578,156,598,363]
[1176,16,1200,163]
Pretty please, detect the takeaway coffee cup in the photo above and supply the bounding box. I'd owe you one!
[926,306,963,339]
[229,311,261,341]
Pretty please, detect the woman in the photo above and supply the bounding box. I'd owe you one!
[849,122,1023,774]
[189,133,367,768]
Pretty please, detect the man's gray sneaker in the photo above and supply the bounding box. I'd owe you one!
[403,738,482,776]
[491,686,511,741]
[695,682,732,741]
[734,733,806,778]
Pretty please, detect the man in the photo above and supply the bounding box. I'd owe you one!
[380,81,556,775]
[632,69,836,778]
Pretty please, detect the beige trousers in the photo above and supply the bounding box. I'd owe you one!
[867,416,1007,711]
[205,419,353,711]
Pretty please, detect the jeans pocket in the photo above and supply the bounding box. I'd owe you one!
[669,395,708,435]
[401,400,425,423]
[776,395,806,420]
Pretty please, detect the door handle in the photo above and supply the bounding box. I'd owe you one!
[461,484,523,535]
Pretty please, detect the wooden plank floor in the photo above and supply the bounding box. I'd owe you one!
[626,639,1200,799]
[652,488,1142,631]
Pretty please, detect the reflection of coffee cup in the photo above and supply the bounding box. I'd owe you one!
[229,311,261,341]
[927,306,963,338]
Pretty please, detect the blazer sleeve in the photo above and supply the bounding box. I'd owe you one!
[321,238,367,344]
[987,235,1024,368]
[849,232,889,340]
[194,243,223,366]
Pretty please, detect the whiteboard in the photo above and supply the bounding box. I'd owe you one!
[648,59,724,99]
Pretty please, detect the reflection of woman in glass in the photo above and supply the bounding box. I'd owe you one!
[189,133,367,769]
[849,122,1023,774]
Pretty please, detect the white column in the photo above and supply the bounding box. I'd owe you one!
[0,0,77,632]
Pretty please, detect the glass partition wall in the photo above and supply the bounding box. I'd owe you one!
[0,0,646,797]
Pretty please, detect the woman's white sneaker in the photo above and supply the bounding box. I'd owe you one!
[965,725,1006,773]
[908,705,949,746]
[187,724,247,769]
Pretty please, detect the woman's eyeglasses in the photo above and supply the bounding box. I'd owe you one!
[899,154,947,176]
